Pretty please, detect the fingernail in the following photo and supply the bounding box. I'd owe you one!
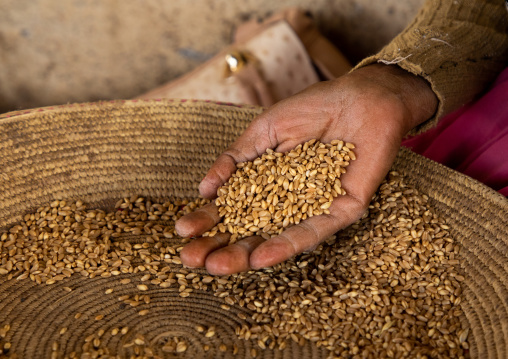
[198,176,218,199]
[174,220,191,238]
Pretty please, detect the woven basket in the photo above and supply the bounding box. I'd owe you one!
[0,100,507,358]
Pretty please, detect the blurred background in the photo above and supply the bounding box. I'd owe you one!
[0,0,424,114]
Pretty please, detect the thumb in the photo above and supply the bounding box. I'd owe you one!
[199,116,277,198]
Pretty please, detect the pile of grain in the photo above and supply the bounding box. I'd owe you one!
[0,197,204,285]
[227,172,468,357]
[0,141,468,358]
[206,139,355,243]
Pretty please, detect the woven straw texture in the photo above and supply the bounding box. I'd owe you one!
[0,100,507,358]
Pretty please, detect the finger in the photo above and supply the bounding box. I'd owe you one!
[198,152,238,199]
[250,195,366,269]
[205,236,266,275]
[180,233,230,268]
[339,136,400,205]
[199,117,277,199]
[175,202,220,238]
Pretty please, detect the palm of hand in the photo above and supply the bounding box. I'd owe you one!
[175,65,434,275]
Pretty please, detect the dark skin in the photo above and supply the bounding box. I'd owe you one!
[175,64,438,275]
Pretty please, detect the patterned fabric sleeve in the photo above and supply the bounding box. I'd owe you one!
[353,0,508,134]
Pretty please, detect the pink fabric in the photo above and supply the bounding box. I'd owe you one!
[402,67,508,196]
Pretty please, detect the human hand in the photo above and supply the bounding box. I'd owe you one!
[176,64,437,275]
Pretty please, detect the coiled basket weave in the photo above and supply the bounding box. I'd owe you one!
[0,100,507,358]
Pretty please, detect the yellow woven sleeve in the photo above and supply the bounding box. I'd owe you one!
[353,0,508,135]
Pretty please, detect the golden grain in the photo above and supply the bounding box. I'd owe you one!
[210,139,355,243]
[176,341,187,353]
[137,284,148,291]
[0,166,468,358]
[205,326,216,338]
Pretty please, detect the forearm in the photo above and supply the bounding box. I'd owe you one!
[353,0,508,134]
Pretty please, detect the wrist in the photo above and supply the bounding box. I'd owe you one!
[352,64,438,134]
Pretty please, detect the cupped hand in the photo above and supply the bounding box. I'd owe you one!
[176,64,437,275]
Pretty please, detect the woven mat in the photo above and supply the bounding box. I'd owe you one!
[0,100,507,358]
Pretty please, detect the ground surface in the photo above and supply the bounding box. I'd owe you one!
[0,0,424,113]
